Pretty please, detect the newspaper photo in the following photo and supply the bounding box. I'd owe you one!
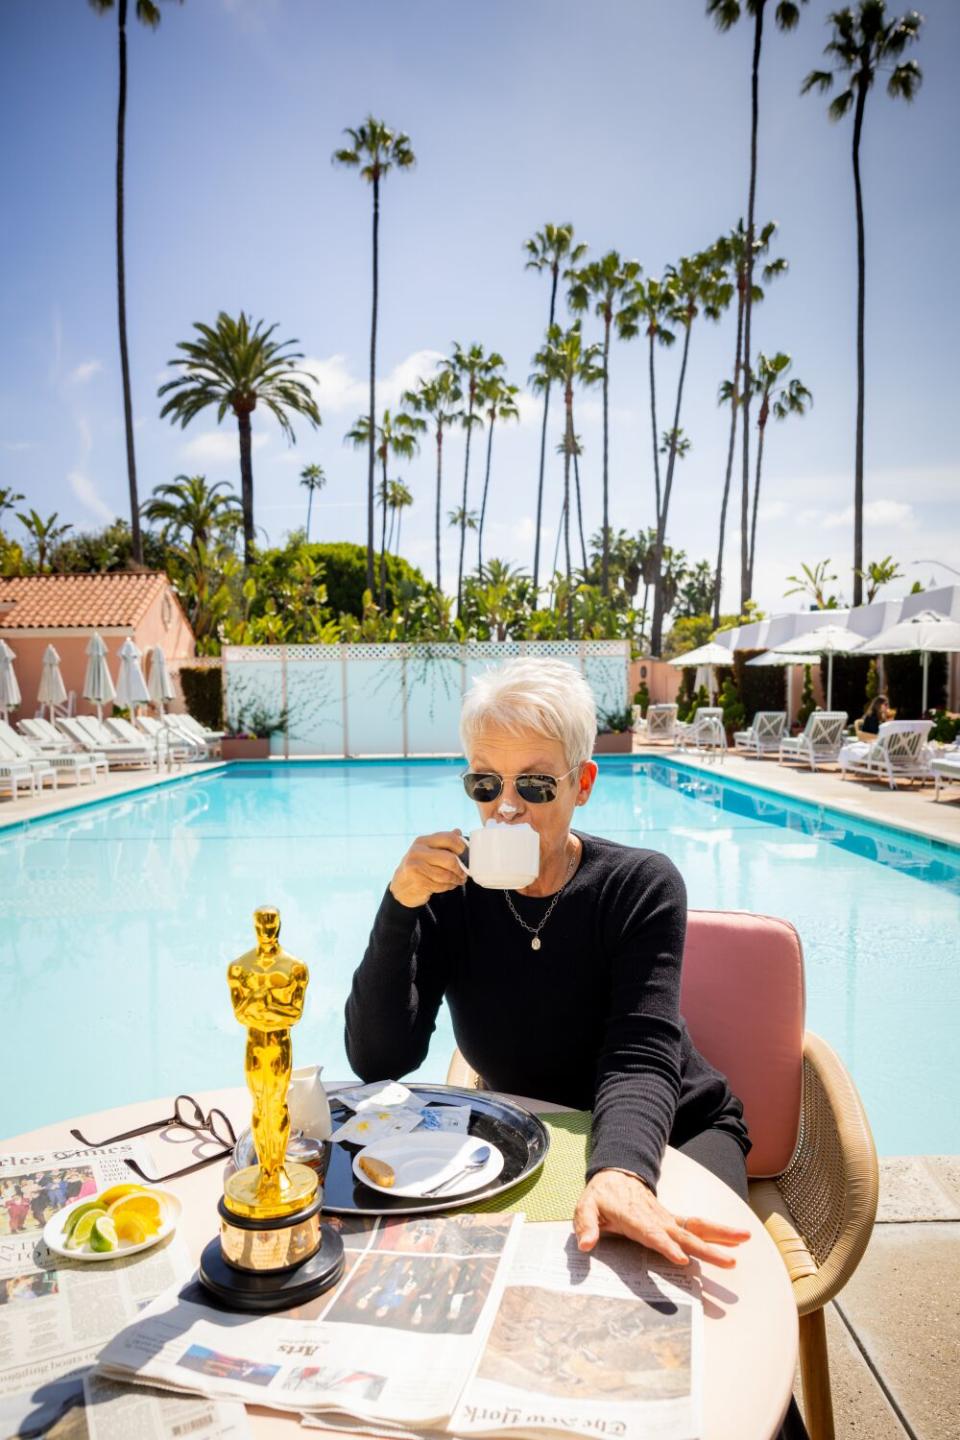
[0,1141,194,1438]
[99,1212,523,1428]
[451,1223,703,1440]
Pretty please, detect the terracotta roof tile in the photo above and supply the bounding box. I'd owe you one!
[0,573,174,630]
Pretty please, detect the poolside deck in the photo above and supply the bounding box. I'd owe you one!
[0,759,225,830]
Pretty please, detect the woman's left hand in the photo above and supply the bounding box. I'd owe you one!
[574,1169,751,1267]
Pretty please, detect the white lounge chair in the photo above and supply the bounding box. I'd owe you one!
[932,753,960,800]
[0,754,41,801]
[0,726,58,790]
[106,715,183,768]
[135,714,199,762]
[58,716,154,770]
[0,720,98,786]
[644,704,679,745]
[168,714,221,757]
[19,717,73,752]
[839,721,934,790]
[779,711,849,772]
[733,711,787,758]
[676,709,727,760]
[177,712,226,744]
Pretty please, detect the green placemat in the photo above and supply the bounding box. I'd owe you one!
[467,1110,591,1221]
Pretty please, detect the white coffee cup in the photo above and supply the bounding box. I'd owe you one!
[464,821,540,890]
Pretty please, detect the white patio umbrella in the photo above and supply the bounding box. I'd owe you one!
[667,641,734,703]
[771,625,866,710]
[855,609,960,713]
[0,640,21,724]
[37,643,68,723]
[147,646,175,716]
[115,636,150,719]
[82,632,116,722]
[746,650,820,724]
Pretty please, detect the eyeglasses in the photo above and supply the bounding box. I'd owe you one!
[70,1094,238,1184]
[461,766,580,805]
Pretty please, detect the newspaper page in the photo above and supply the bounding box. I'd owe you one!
[99,1212,522,1428]
[82,1373,251,1440]
[0,1141,194,1438]
[450,1223,702,1440]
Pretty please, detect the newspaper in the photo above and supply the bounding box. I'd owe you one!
[99,1212,523,1428]
[82,1373,251,1440]
[0,1141,194,1438]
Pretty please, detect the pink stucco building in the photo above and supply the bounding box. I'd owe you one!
[0,572,195,716]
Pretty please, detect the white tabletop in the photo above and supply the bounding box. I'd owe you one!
[5,1086,798,1440]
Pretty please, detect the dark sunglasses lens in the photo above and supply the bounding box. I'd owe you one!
[174,1094,205,1128]
[516,775,558,804]
[208,1109,237,1147]
[463,773,502,804]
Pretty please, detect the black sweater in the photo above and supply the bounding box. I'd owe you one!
[345,832,749,1193]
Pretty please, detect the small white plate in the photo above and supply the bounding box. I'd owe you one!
[43,1190,181,1262]
[353,1133,504,1199]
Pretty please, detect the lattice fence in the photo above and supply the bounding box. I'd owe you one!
[221,641,630,758]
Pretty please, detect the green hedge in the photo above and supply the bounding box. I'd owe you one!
[179,666,223,730]
[305,542,429,618]
[821,653,870,721]
[733,651,785,721]
[884,651,947,716]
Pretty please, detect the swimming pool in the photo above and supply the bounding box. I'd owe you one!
[2,759,958,1152]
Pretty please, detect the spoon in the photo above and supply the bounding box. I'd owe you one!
[422,1145,492,1196]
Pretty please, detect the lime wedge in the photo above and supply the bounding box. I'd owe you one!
[64,1201,104,1242]
[66,1207,107,1249]
[89,1216,119,1253]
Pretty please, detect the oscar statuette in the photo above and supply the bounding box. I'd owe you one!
[198,907,344,1310]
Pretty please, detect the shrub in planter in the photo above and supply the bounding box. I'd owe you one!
[180,666,223,731]
[594,707,634,753]
[222,704,287,760]
[632,682,650,717]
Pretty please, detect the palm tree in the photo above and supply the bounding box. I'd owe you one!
[143,474,242,550]
[530,323,604,638]
[784,559,840,609]
[748,353,812,591]
[17,510,73,572]
[857,553,903,603]
[556,434,588,573]
[476,375,520,571]
[618,276,676,528]
[89,0,181,565]
[158,312,320,566]
[650,253,729,655]
[299,463,326,542]
[568,251,641,595]
[707,0,808,610]
[346,409,424,605]
[403,368,462,591]
[0,489,25,524]
[448,506,478,545]
[383,479,413,554]
[524,224,587,594]
[333,117,416,594]
[441,343,504,614]
[803,2,923,605]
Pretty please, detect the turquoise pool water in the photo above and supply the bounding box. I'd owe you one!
[2,759,958,1151]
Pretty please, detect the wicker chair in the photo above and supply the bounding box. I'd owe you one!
[446,910,878,1440]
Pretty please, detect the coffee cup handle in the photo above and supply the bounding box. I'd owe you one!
[459,843,471,879]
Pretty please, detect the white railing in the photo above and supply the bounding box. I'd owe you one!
[222,640,630,758]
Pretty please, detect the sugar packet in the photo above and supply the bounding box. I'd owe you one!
[415,1105,472,1133]
[329,1106,424,1145]
[331,1080,415,1113]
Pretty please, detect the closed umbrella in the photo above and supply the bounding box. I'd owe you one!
[856,610,960,713]
[82,632,116,723]
[667,641,734,704]
[0,640,21,725]
[746,650,820,725]
[37,644,68,723]
[147,646,175,716]
[115,637,150,719]
[772,625,865,710]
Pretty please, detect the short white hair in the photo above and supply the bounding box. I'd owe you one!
[460,657,597,768]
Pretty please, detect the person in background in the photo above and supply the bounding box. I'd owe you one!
[859,694,890,738]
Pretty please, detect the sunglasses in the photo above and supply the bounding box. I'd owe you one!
[70,1094,238,1184]
[462,766,580,805]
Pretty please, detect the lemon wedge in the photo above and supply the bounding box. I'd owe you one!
[112,1211,152,1245]
[89,1216,119,1253]
[107,1193,164,1236]
[97,1183,149,1208]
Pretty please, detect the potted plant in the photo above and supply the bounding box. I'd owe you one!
[594,707,635,755]
[221,705,287,761]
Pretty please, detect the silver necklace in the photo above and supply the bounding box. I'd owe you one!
[503,845,578,951]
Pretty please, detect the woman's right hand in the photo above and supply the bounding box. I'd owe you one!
[389,830,468,909]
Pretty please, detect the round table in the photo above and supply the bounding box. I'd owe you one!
[6,1087,798,1440]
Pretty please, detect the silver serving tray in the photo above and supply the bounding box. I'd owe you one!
[321,1083,550,1216]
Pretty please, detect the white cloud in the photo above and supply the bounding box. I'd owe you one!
[2,441,34,453]
[68,470,113,523]
[181,429,269,465]
[823,499,915,530]
[302,349,445,418]
[759,500,789,522]
[67,360,102,386]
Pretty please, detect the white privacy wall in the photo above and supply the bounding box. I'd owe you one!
[222,641,630,758]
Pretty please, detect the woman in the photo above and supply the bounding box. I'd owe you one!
[859,693,890,736]
[347,656,754,1268]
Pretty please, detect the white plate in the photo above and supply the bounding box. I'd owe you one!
[43,1189,181,1262]
[353,1133,504,1199]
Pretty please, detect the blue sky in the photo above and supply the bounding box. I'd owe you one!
[1,0,957,613]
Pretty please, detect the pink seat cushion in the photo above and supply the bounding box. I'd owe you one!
[680,911,805,1178]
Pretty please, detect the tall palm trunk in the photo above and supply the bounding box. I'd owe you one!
[366,174,380,595]
[114,0,142,564]
[650,320,693,655]
[713,281,745,626]
[748,396,770,590]
[648,329,662,526]
[563,384,574,639]
[456,391,475,616]
[533,263,560,599]
[379,450,388,608]
[851,74,868,606]
[573,450,587,573]
[434,426,443,590]
[552,495,566,583]
[600,313,611,595]
[305,488,314,542]
[236,407,255,565]
[477,416,495,573]
[740,2,765,609]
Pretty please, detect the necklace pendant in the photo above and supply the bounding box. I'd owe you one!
[531,936,541,951]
